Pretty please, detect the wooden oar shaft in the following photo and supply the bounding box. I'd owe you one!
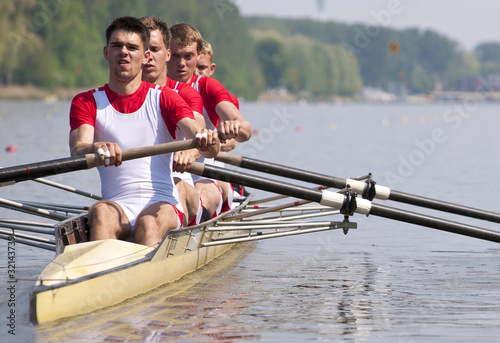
[0,139,197,185]
[189,162,500,244]
[121,139,196,161]
[216,153,500,224]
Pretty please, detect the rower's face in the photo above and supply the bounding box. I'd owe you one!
[167,41,199,83]
[104,30,148,82]
[196,53,215,77]
[143,29,170,85]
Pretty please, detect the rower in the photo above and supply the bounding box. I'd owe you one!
[167,23,252,218]
[69,17,219,247]
[195,39,241,212]
[140,16,206,226]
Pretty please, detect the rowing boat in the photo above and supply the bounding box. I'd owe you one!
[29,195,249,323]
[27,190,355,324]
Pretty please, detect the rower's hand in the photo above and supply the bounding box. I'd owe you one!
[94,142,122,167]
[217,120,241,143]
[173,150,197,173]
[195,129,219,158]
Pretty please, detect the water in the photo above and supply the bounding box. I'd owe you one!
[1,99,500,342]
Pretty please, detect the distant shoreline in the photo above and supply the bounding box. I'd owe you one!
[3,84,500,104]
[0,84,306,103]
[0,85,95,101]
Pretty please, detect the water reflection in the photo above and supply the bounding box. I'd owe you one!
[35,243,259,342]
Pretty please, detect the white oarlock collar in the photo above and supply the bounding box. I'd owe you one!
[346,178,391,200]
[319,189,372,215]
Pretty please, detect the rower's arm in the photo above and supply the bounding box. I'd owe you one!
[177,118,220,159]
[215,101,252,143]
[193,111,206,129]
[70,124,122,166]
[70,124,96,156]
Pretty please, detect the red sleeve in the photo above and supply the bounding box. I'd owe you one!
[177,84,203,114]
[203,77,233,105]
[159,88,195,139]
[230,94,240,109]
[69,90,97,132]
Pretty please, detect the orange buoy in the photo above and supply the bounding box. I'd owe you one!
[5,145,17,153]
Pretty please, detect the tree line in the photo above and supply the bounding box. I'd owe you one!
[247,16,500,95]
[1,0,499,101]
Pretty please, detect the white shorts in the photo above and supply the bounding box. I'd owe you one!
[115,197,183,232]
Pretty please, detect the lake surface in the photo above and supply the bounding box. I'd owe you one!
[1,99,500,342]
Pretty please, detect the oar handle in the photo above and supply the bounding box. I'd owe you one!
[121,139,197,161]
[0,139,197,185]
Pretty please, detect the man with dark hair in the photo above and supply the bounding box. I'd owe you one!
[69,17,219,246]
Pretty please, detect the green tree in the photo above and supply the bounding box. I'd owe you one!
[409,64,434,93]
[475,42,500,74]
[255,38,287,89]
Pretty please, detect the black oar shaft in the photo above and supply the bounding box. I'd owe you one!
[370,204,500,243]
[192,162,323,203]
[388,190,500,223]
[189,162,500,245]
[0,156,91,184]
[216,153,500,224]
[216,153,346,188]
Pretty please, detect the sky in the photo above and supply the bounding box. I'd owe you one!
[236,0,500,50]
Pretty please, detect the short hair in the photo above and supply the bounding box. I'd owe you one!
[139,16,171,49]
[105,16,150,50]
[169,23,203,53]
[200,39,214,63]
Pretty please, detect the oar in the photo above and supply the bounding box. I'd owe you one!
[0,197,69,221]
[0,139,197,185]
[32,178,102,200]
[189,162,500,244]
[0,221,55,235]
[0,230,55,251]
[216,153,500,224]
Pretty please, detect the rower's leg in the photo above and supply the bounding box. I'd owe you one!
[88,200,132,241]
[134,203,181,247]
[218,180,229,206]
[195,180,223,217]
[184,182,201,225]
[174,178,189,226]
[175,178,201,226]
[218,180,234,212]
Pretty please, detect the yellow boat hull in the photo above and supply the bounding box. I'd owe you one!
[30,200,250,324]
